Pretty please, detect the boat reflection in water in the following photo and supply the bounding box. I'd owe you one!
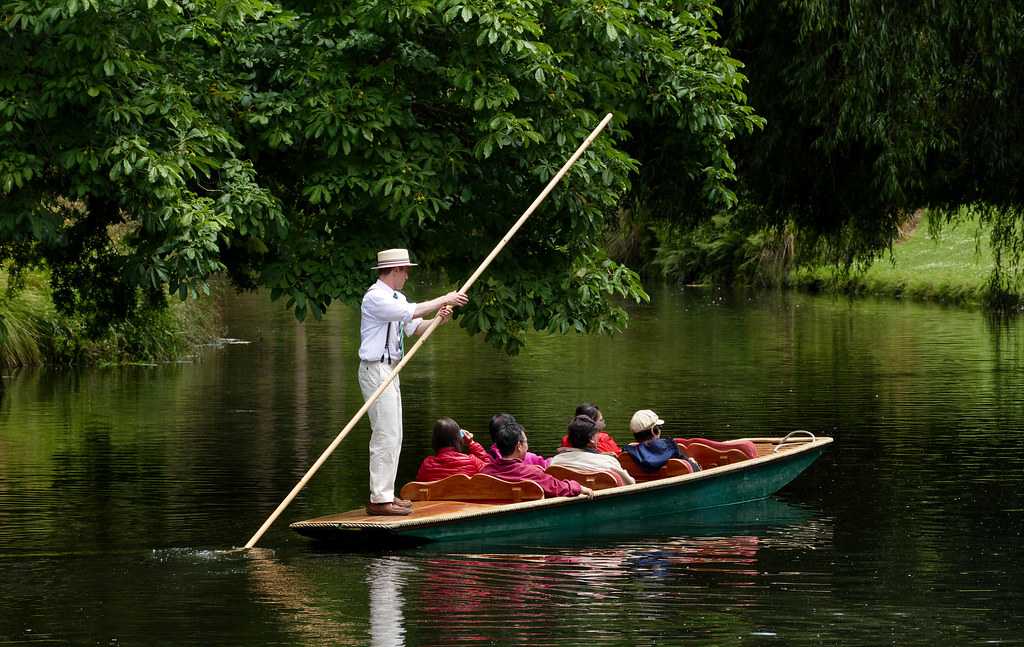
[247,496,831,646]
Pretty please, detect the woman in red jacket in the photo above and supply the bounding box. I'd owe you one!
[559,402,621,454]
[416,417,492,481]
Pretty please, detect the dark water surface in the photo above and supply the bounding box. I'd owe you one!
[2,286,1023,645]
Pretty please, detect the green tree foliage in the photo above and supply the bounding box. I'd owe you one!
[1,0,762,352]
[0,0,287,333]
[720,1,1024,284]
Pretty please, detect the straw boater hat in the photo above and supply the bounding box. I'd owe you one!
[372,248,418,270]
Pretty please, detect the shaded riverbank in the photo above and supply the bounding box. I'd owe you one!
[0,270,223,368]
[5,210,1022,371]
[647,210,1021,310]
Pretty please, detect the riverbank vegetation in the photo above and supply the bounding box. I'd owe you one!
[715,1,1024,287]
[0,268,220,368]
[647,210,1021,308]
[645,211,794,288]
[788,212,1018,308]
[621,1,1024,308]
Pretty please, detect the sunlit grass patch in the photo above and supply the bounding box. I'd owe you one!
[791,211,1009,305]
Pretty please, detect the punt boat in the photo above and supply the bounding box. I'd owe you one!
[290,432,832,547]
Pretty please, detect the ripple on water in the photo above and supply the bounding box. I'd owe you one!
[149,546,277,563]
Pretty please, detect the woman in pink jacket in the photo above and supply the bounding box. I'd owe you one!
[416,417,492,481]
[486,412,549,467]
[480,421,592,498]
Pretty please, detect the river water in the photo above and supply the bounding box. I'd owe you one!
[1,286,1022,645]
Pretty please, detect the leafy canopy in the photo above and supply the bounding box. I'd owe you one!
[721,1,1024,286]
[1,0,762,351]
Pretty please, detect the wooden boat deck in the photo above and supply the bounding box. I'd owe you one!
[298,500,500,527]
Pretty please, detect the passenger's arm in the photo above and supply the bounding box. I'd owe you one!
[466,438,492,464]
[615,466,636,485]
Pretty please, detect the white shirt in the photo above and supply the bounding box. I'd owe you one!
[358,280,424,362]
[549,448,636,484]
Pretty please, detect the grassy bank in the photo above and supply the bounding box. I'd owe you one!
[788,212,1019,307]
[1,269,222,368]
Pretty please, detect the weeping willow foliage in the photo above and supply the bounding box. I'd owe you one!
[652,212,795,287]
[720,1,1024,294]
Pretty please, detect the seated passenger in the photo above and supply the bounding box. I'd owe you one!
[550,415,635,484]
[486,413,549,467]
[624,409,701,472]
[558,403,621,454]
[416,417,492,482]
[480,421,593,498]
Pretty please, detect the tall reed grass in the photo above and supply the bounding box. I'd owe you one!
[0,271,55,367]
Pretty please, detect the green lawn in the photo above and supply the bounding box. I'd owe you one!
[791,212,1008,305]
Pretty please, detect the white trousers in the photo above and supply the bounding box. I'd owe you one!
[358,360,403,503]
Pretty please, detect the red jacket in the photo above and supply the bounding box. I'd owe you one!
[479,458,582,498]
[416,441,492,482]
[559,431,621,454]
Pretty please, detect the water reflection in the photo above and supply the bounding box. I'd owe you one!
[3,287,1024,644]
[367,557,413,647]
[247,552,363,645]
[240,497,832,646]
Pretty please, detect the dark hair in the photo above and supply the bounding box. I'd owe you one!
[575,402,605,431]
[567,415,598,449]
[494,421,525,457]
[432,417,464,453]
[489,413,516,443]
[633,425,660,443]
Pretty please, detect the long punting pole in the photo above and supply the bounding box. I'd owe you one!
[243,112,615,548]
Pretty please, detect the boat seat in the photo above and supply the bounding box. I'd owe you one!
[678,441,753,469]
[399,473,545,503]
[616,453,694,482]
[544,465,623,490]
[674,437,758,460]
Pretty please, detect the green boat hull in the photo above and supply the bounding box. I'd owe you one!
[292,438,830,547]
[409,442,825,544]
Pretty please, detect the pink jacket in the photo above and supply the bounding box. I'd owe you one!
[479,458,582,498]
[416,442,492,482]
[488,444,549,468]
